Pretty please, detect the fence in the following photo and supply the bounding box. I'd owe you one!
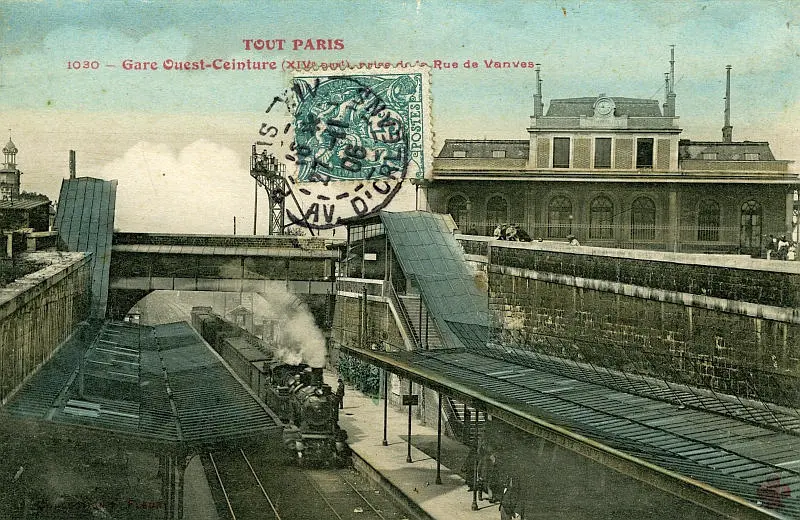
[456,222,769,255]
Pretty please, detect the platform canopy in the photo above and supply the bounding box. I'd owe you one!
[2,320,282,449]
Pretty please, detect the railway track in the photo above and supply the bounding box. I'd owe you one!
[207,448,407,520]
[208,449,280,520]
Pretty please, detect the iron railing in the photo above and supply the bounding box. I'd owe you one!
[384,280,421,351]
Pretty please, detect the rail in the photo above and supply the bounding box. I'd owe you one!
[336,277,386,297]
[384,280,421,351]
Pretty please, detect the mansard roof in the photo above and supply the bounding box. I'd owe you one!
[678,140,777,161]
[546,97,664,117]
[437,139,529,159]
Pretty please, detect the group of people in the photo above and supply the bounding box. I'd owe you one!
[492,223,530,242]
[462,444,527,519]
[765,234,796,261]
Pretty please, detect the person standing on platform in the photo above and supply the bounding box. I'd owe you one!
[336,378,345,409]
[777,235,790,260]
[500,476,522,520]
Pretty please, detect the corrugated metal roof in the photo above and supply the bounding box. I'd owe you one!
[363,346,800,517]
[0,199,50,210]
[2,321,281,447]
[53,178,117,317]
[380,211,488,346]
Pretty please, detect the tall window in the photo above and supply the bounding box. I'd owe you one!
[548,196,573,238]
[740,200,762,251]
[590,196,614,239]
[553,137,571,168]
[697,200,720,241]
[630,197,656,240]
[486,195,508,234]
[594,138,612,169]
[446,195,469,230]
[636,138,654,168]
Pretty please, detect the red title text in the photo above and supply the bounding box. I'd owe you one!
[242,38,344,51]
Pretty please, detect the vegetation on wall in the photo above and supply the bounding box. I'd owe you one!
[337,352,381,398]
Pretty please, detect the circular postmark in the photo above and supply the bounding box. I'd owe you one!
[255,70,424,231]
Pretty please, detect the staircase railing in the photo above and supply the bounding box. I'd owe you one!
[384,280,421,350]
[445,396,487,445]
[444,396,467,441]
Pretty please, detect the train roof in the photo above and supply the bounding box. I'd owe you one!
[223,336,273,362]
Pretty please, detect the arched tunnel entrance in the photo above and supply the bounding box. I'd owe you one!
[109,289,335,342]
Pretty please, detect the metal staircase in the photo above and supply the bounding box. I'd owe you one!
[398,295,444,349]
[445,396,487,445]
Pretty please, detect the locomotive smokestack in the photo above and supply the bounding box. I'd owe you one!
[722,65,733,143]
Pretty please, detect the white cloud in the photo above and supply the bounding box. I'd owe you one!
[99,139,255,233]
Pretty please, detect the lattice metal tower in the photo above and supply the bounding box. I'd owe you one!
[250,144,287,235]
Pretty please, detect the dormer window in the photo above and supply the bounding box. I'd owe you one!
[492,150,506,158]
[701,153,718,160]
[745,153,760,160]
[452,150,466,158]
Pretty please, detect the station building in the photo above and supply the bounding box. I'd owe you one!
[426,62,798,255]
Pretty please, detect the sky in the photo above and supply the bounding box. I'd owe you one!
[1,0,798,233]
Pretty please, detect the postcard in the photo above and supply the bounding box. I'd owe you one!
[2,1,799,519]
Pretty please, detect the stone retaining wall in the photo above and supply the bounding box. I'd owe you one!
[0,252,91,404]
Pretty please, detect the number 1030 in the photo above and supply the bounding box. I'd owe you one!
[67,61,100,70]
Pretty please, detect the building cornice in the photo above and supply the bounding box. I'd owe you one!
[430,171,800,185]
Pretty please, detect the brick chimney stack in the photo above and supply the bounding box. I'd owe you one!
[722,65,733,143]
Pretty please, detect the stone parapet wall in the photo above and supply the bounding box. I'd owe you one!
[0,252,91,404]
[491,241,800,308]
[488,246,800,406]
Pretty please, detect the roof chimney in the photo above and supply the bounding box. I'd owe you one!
[69,150,76,179]
[533,65,544,118]
[663,72,670,115]
[665,45,676,117]
[722,65,733,143]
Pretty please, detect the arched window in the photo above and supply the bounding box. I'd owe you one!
[589,196,614,239]
[548,196,572,238]
[740,200,762,251]
[485,195,509,234]
[630,197,656,240]
[446,195,469,230]
[697,200,720,241]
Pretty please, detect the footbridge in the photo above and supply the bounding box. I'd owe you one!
[331,210,800,519]
[53,177,343,320]
[109,232,341,317]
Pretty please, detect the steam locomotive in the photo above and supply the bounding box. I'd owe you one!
[190,307,348,466]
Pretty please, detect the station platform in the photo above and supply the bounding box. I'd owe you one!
[324,371,500,520]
